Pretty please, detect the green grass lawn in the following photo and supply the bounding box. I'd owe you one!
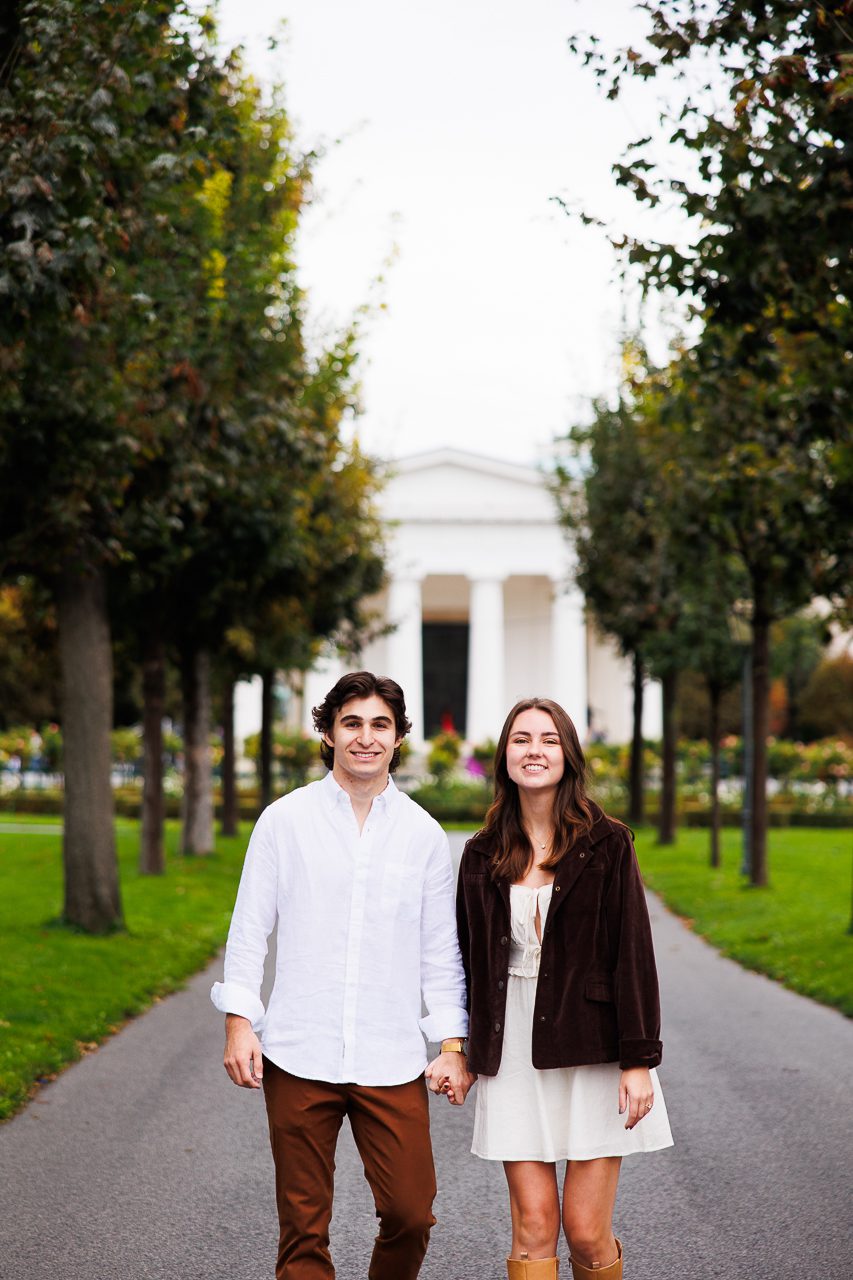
[0,816,247,1121]
[634,825,853,1016]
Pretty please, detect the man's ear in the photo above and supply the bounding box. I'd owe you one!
[323,731,335,750]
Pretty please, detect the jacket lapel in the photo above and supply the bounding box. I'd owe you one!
[546,813,610,926]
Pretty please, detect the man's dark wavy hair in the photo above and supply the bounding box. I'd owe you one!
[312,671,412,773]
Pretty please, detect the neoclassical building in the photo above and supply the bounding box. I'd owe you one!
[292,449,661,748]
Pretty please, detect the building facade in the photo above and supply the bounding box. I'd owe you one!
[296,449,661,747]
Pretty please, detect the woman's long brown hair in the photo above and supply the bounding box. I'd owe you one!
[483,697,594,882]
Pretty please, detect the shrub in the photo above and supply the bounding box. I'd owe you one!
[408,778,491,823]
[467,739,497,782]
[427,732,462,783]
[243,730,321,785]
[799,655,853,741]
[111,727,142,767]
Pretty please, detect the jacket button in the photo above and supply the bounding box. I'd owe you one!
[498,980,505,990]
[494,1021,501,1033]
[542,972,548,979]
[539,1015,546,1022]
[500,936,508,945]
[555,885,561,892]
[579,852,585,858]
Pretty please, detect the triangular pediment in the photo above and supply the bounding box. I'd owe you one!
[381,448,553,524]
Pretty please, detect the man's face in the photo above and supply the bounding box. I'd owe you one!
[324,694,402,784]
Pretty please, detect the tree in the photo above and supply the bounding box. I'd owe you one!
[665,332,850,882]
[113,60,385,858]
[568,0,853,884]
[678,553,746,866]
[770,611,831,740]
[0,0,221,929]
[554,351,666,828]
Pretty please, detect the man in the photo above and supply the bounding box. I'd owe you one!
[211,671,474,1279]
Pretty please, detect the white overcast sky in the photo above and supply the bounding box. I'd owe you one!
[209,0,694,466]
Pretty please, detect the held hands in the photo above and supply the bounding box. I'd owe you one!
[619,1066,654,1129]
[223,1013,264,1089]
[424,1051,477,1106]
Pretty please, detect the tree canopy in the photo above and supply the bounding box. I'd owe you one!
[0,1,386,926]
[560,0,852,882]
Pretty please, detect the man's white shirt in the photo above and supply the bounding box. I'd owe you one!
[211,771,469,1086]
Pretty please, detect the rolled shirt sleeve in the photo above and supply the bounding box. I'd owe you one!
[210,808,278,1034]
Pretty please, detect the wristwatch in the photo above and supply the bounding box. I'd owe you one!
[440,1038,467,1054]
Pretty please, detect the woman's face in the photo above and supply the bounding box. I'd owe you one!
[505,707,566,797]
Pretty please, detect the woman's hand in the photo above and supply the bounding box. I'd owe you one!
[619,1066,654,1129]
[425,1052,478,1106]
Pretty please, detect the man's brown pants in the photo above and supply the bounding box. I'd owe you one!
[262,1060,437,1280]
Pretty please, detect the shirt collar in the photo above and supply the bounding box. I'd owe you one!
[321,768,399,814]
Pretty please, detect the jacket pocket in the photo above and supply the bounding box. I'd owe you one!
[585,976,614,1003]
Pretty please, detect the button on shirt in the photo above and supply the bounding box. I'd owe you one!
[211,771,468,1086]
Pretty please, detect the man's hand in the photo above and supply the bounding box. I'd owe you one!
[425,1051,477,1106]
[223,1013,264,1089]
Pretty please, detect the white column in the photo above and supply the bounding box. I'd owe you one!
[302,648,345,735]
[385,576,424,745]
[234,675,263,754]
[466,577,505,744]
[550,584,588,739]
[642,677,663,741]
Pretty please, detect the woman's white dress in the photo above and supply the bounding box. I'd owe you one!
[472,883,674,1162]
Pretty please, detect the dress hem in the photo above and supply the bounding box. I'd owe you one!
[471,1138,675,1162]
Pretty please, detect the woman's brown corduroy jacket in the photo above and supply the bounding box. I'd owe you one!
[456,804,663,1077]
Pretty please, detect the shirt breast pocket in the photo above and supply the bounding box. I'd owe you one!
[380,863,423,922]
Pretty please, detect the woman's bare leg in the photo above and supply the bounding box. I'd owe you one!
[562,1156,621,1268]
[503,1160,561,1260]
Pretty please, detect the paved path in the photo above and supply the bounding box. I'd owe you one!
[1,834,851,1279]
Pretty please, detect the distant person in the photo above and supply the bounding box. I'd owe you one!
[452,697,673,1279]
[212,670,474,1280]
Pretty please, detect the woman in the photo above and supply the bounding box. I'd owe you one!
[453,698,673,1279]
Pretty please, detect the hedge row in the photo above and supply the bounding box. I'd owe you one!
[3,785,850,829]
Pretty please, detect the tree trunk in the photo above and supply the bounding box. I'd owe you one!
[260,667,274,811]
[181,647,214,856]
[750,605,771,887]
[628,651,645,826]
[657,667,678,845]
[220,672,238,837]
[740,647,753,879]
[56,560,123,932]
[140,631,166,874]
[708,678,722,869]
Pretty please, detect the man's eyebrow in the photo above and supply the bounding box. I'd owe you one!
[341,714,393,724]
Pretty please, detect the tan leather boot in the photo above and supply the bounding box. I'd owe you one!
[569,1237,622,1279]
[507,1257,560,1278]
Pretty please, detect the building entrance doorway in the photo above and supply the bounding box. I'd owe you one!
[422,622,469,739]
